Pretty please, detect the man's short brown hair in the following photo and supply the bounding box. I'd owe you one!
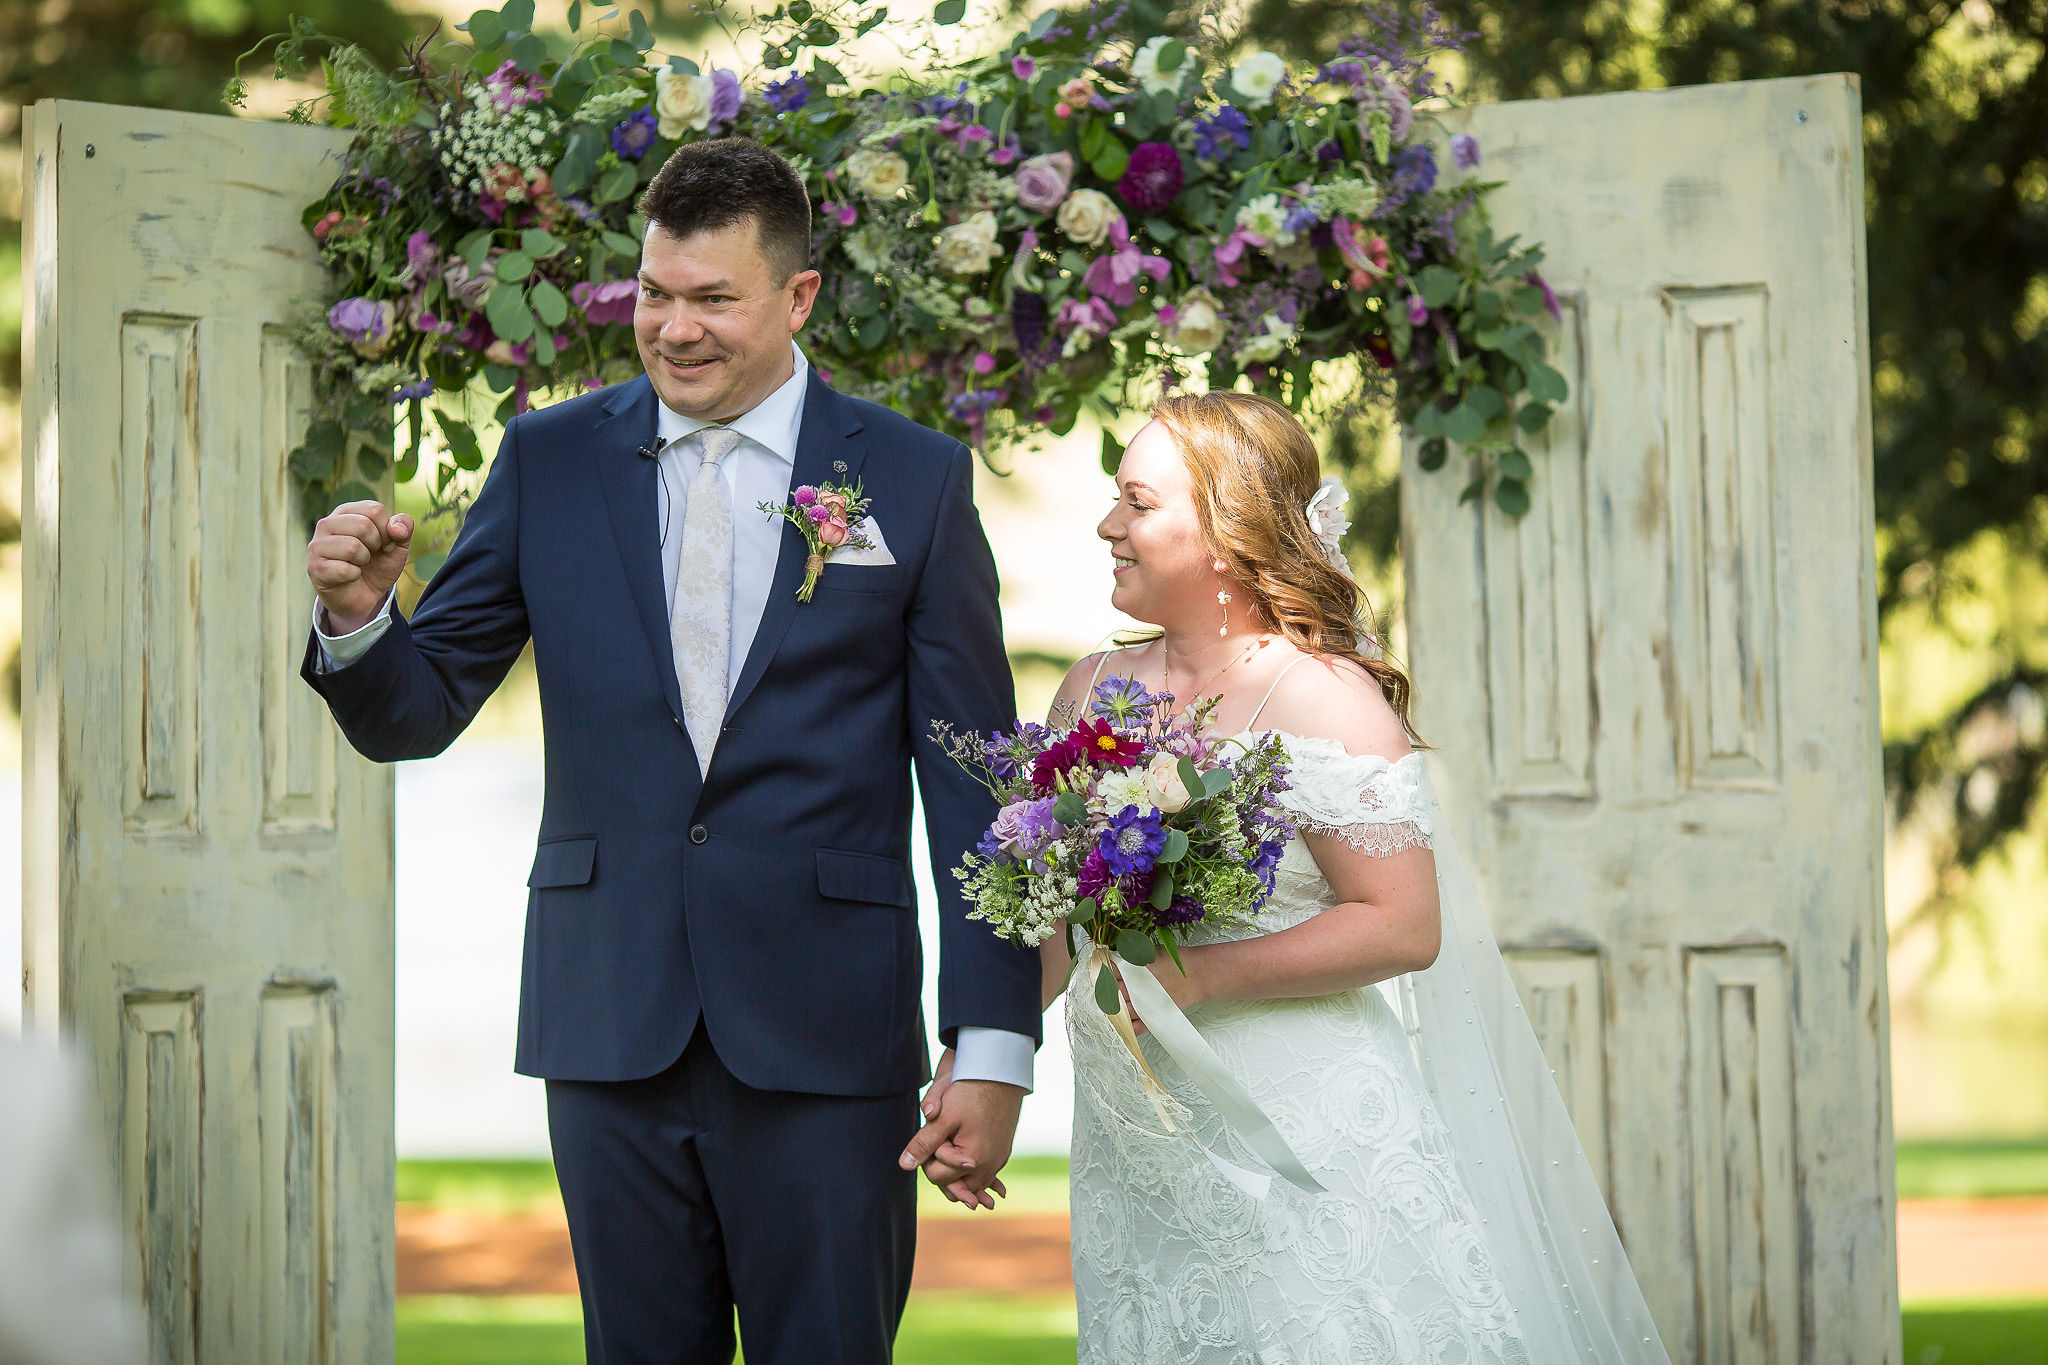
[637,138,812,284]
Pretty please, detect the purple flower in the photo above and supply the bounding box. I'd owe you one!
[1014,150,1075,213]
[1406,295,1429,325]
[991,796,1062,862]
[1076,847,1112,902]
[1283,202,1322,235]
[611,108,658,160]
[327,296,393,347]
[1316,138,1342,164]
[1153,895,1205,928]
[1116,141,1184,214]
[1091,674,1155,716]
[1249,837,1287,894]
[1387,143,1438,206]
[1012,55,1036,80]
[1193,105,1252,161]
[485,59,547,113]
[1317,60,1366,88]
[1451,133,1481,170]
[708,69,743,127]
[984,719,1050,782]
[1098,805,1166,878]
[1526,270,1562,323]
[948,388,1004,424]
[1011,290,1049,357]
[793,485,818,506]
[765,75,810,113]
[989,141,1021,167]
[1083,218,1172,307]
[390,375,435,403]
[571,278,639,327]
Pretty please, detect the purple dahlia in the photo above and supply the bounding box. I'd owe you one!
[1117,141,1184,214]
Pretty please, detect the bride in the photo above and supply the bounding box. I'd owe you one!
[940,391,1671,1363]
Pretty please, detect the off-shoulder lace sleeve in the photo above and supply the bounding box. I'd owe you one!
[1266,733,1434,857]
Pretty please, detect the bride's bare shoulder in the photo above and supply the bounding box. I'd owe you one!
[1255,651,1413,762]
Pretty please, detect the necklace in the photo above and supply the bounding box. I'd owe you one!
[1159,633,1271,722]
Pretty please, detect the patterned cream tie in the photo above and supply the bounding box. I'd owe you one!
[670,426,743,777]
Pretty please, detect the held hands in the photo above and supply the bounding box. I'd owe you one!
[900,1047,1023,1212]
[306,500,414,634]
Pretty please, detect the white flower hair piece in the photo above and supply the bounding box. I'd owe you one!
[1304,476,1350,571]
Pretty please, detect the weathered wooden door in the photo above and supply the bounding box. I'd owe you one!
[1405,76,1896,1362]
[21,101,395,1363]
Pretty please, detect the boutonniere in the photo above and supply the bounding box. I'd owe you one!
[759,481,876,602]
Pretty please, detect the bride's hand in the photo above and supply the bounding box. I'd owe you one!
[1108,954,1206,1037]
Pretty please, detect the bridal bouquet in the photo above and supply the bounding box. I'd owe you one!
[933,673,1295,1019]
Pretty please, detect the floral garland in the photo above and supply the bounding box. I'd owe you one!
[243,1,1567,529]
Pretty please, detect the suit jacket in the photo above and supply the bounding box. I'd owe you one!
[303,370,1042,1093]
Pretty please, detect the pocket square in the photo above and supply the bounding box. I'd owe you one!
[829,517,895,567]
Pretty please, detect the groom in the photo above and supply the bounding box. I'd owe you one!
[302,137,1041,1363]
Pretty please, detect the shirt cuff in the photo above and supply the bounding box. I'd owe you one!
[313,591,397,672]
[950,1027,1035,1092]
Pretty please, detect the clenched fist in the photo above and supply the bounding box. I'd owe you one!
[306,500,414,634]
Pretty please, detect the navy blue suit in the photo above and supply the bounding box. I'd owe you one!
[304,369,1040,1362]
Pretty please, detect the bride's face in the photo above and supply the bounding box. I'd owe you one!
[1098,421,1218,627]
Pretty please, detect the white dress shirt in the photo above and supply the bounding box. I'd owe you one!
[313,343,1034,1092]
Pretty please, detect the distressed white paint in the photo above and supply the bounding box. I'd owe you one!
[21,102,394,1364]
[1406,76,1898,1362]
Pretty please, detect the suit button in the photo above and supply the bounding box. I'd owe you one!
[673,716,685,732]
[689,824,708,845]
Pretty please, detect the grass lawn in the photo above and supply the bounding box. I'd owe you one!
[397,1293,1078,1364]
[1896,1139,2048,1200]
[1901,1298,2048,1365]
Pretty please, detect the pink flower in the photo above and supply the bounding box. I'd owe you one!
[960,124,992,144]
[793,485,819,507]
[1212,226,1267,287]
[989,143,1020,167]
[816,489,851,521]
[312,210,342,242]
[1406,295,1429,325]
[572,279,639,328]
[1054,101,1072,119]
[973,351,996,374]
[1082,218,1171,307]
[818,515,851,547]
[1013,151,1075,214]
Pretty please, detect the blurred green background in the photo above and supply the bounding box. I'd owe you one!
[3,0,2044,1360]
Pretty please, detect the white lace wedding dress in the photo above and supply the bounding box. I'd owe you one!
[1066,728,1671,1363]
[1068,732,1527,1363]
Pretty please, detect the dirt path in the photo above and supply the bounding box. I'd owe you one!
[398,1197,2048,1299]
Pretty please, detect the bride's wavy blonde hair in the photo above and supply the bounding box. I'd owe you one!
[1147,390,1419,737]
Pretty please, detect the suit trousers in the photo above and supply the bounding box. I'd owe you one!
[546,1026,920,1364]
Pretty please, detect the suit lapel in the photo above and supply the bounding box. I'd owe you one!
[724,371,868,723]
[592,377,701,767]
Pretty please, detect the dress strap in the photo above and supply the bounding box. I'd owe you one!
[1083,648,1117,697]
[1244,653,1314,731]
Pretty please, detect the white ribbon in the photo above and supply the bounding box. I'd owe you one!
[1087,945,1327,1199]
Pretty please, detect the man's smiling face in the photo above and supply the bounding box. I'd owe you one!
[633,217,820,422]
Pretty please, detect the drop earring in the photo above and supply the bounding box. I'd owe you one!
[1217,588,1231,637]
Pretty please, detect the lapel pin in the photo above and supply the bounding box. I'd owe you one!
[833,460,848,474]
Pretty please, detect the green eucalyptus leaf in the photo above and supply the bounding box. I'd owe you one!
[356,443,388,479]
[601,229,643,260]
[1526,364,1569,404]
[1200,768,1232,799]
[521,227,562,258]
[1442,402,1486,445]
[597,161,640,205]
[1100,427,1125,477]
[485,281,536,342]
[1499,446,1534,481]
[857,312,892,348]
[463,8,504,49]
[1466,383,1505,418]
[435,412,484,470]
[458,229,493,269]
[1176,757,1203,799]
[1459,473,1487,505]
[1494,476,1532,517]
[628,8,654,50]
[1411,402,1444,439]
[1417,435,1449,471]
[496,249,534,282]
[481,363,516,394]
[532,328,557,366]
[1094,964,1123,1014]
[501,0,536,28]
[1158,828,1189,864]
[304,418,346,460]
[667,54,700,75]
[1091,140,1130,182]
[567,0,582,31]
[288,443,333,480]
[1148,867,1176,910]
[510,32,547,72]
[933,0,966,21]
[1117,929,1157,965]
[1515,402,1553,435]
[1157,38,1185,72]
[553,124,602,196]
[1069,896,1098,926]
[1052,792,1089,825]
[812,56,846,87]
[530,279,569,327]
[1418,265,1460,308]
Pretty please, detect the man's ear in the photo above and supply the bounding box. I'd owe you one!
[787,268,823,330]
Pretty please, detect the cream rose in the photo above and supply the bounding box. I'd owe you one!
[1229,50,1288,108]
[1166,287,1225,354]
[934,211,1003,276]
[655,68,714,139]
[1056,187,1121,246]
[1141,752,1194,814]
[844,148,911,200]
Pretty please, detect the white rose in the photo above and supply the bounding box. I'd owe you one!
[1141,751,1194,814]
[1234,314,1296,364]
[1131,36,1189,96]
[1056,187,1121,246]
[1166,287,1225,354]
[1229,50,1288,108]
[655,68,714,139]
[844,148,911,200]
[933,211,1003,276]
